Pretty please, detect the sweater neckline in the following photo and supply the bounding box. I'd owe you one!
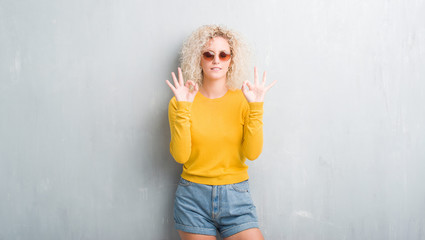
[197,89,232,101]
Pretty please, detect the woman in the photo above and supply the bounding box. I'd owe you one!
[166,25,276,240]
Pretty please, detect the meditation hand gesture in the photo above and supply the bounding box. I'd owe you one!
[166,67,199,102]
[242,67,277,103]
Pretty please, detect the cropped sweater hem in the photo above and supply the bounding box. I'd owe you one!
[181,171,249,185]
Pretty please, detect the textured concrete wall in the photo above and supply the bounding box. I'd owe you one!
[1,0,424,239]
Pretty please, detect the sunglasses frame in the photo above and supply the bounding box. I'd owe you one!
[202,51,232,62]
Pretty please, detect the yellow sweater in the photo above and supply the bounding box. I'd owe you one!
[168,89,263,185]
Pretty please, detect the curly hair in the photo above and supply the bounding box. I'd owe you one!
[179,24,252,90]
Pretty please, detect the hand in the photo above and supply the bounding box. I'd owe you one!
[165,67,199,102]
[241,67,277,102]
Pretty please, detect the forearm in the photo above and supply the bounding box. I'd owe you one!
[169,101,192,164]
[242,102,264,160]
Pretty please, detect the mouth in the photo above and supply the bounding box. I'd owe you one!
[211,67,222,71]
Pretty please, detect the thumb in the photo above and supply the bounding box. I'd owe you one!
[194,82,199,92]
[241,81,246,90]
[187,80,195,91]
[241,81,250,93]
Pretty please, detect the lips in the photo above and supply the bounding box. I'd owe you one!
[211,67,222,71]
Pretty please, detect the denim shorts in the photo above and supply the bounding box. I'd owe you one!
[174,177,259,238]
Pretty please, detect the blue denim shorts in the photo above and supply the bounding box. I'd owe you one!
[174,177,259,238]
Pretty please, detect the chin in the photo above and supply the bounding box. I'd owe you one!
[206,72,227,79]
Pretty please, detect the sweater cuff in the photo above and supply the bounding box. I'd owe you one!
[176,101,192,111]
[248,102,264,110]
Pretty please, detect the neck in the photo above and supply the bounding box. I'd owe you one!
[200,77,228,99]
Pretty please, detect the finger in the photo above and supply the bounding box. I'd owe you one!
[188,80,196,87]
[186,80,194,91]
[254,67,259,85]
[165,80,177,92]
[241,81,247,92]
[262,71,267,85]
[171,72,179,87]
[265,80,277,92]
[178,67,184,86]
[188,80,198,92]
[246,81,254,90]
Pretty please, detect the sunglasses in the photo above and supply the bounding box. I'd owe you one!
[202,51,232,61]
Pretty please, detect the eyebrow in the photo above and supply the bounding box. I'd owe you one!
[204,49,231,53]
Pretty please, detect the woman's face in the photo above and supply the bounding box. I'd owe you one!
[200,36,232,82]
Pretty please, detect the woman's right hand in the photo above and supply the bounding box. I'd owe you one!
[165,67,199,102]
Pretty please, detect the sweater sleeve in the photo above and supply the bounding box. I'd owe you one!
[168,97,192,164]
[241,102,264,160]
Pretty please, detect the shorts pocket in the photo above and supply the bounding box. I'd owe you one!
[178,177,192,187]
[231,180,250,193]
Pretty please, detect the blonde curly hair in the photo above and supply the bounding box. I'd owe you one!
[179,24,252,90]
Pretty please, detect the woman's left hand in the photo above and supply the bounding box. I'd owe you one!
[242,67,277,102]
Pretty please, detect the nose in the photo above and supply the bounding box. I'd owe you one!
[212,54,220,64]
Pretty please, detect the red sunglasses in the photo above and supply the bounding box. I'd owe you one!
[202,51,232,61]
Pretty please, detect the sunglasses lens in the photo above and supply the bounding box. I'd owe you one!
[219,52,231,61]
[203,51,214,60]
[203,51,231,61]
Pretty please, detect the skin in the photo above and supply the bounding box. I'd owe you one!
[199,37,232,99]
[165,36,276,240]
